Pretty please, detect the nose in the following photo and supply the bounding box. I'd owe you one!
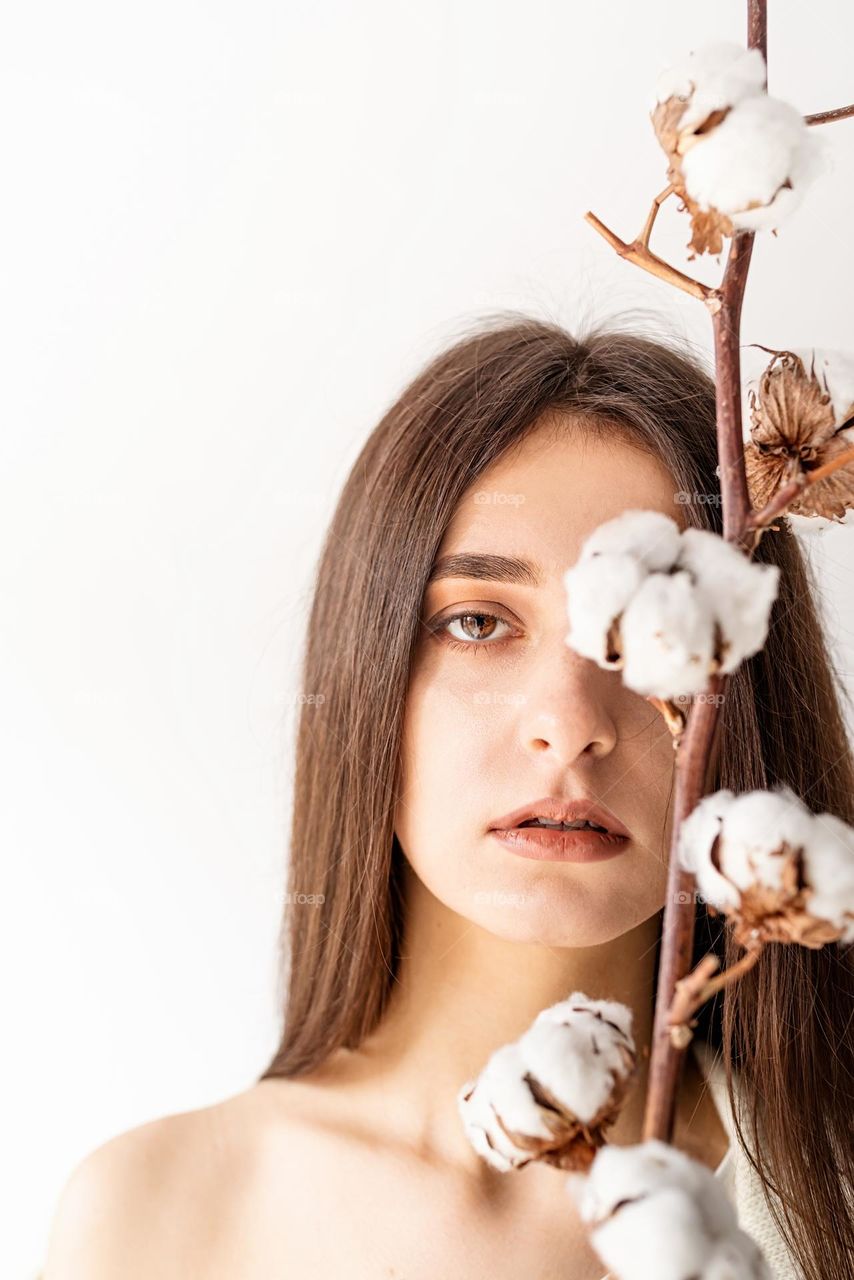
[517,639,618,764]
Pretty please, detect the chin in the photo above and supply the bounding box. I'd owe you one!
[457,879,660,949]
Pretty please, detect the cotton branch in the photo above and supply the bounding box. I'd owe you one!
[584,1,772,1145]
[581,0,854,1145]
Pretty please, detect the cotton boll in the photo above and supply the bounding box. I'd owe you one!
[577,509,682,572]
[590,1187,713,1280]
[742,346,854,447]
[565,513,778,700]
[652,42,825,256]
[652,42,767,131]
[572,1139,771,1280]
[458,993,637,1173]
[562,509,681,670]
[457,1042,550,1172]
[563,553,643,665]
[620,570,716,698]
[681,95,817,226]
[678,528,780,673]
[678,786,854,948]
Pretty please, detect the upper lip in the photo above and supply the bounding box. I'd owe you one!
[489,796,630,837]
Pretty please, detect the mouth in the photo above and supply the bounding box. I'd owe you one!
[488,796,630,838]
[489,824,629,862]
[488,796,630,863]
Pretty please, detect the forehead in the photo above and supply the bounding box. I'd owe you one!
[434,418,684,578]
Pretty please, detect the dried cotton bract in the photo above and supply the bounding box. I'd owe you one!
[563,510,780,699]
[568,1138,771,1280]
[744,348,854,522]
[677,786,854,949]
[651,42,825,258]
[456,993,637,1173]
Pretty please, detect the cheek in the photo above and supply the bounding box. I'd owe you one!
[396,667,510,828]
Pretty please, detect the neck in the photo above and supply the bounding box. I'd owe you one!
[337,867,661,1175]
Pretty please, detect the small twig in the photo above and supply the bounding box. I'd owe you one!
[666,954,720,1048]
[667,946,764,1047]
[584,210,720,307]
[805,104,854,126]
[638,184,677,249]
[694,942,763,1000]
[745,442,854,531]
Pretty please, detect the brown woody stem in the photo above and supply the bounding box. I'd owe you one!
[641,0,768,1144]
[805,104,854,126]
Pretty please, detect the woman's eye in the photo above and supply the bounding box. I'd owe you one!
[434,610,516,653]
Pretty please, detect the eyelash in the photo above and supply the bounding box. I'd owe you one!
[433,609,517,655]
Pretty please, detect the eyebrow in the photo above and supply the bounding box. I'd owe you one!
[426,552,544,588]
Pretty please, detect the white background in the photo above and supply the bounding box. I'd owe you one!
[2,2,853,1273]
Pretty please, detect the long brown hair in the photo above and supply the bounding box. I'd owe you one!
[259,312,854,1279]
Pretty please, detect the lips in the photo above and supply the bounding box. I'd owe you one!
[489,795,630,838]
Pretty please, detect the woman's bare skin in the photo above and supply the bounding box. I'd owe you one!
[44,1038,728,1280]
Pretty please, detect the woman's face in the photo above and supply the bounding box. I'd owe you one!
[393,417,687,948]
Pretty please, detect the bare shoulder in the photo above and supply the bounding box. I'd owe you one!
[41,1079,317,1280]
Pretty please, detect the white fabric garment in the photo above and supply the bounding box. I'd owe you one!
[596,1037,803,1280]
[691,1038,803,1279]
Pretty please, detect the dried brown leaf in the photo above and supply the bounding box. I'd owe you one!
[746,353,854,522]
[748,350,837,453]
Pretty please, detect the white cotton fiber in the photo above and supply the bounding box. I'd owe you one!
[620,570,715,698]
[652,41,826,238]
[677,790,742,914]
[678,786,854,943]
[681,96,817,227]
[800,810,854,943]
[579,509,682,572]
[564,515,779,700]
[571,1139,772,1280]
[677,528,780,673]
[652,42,767,130]
[525,995,635,1124]
[457,992,636,1173]
[564,552,644,665]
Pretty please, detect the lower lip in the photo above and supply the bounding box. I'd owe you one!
[489,827,630,862]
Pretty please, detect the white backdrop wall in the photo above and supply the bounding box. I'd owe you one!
[2,2,853,1274]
